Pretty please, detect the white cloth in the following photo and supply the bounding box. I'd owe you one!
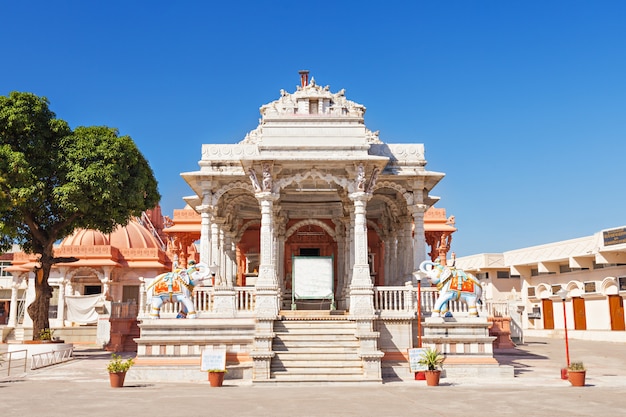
[65,294,102,323]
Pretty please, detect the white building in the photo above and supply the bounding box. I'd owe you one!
[455,226,626,342]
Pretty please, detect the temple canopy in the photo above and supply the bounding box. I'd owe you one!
[180,72,446,315]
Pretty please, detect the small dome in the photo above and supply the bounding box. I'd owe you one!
[61,229,109,246]
[109,219,160,250]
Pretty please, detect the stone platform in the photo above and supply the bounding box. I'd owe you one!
[421,316,513,378]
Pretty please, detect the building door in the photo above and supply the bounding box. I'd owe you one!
[572,297,587,330]
[542,299,554,329]
[608,295,625,331]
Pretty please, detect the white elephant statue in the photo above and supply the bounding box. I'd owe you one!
[145,261,211,319]
[419,259,483,317]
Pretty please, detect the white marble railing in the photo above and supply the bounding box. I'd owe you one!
[139,287,255,318]
[137,285,505,318]
[373,285,413,312]
[486,301,510,317]
[373,286,494,317]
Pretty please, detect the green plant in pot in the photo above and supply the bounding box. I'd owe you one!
[39,328,54,342]
[417,348,445,386]
[567,361,586,387]
[107,353,135,388]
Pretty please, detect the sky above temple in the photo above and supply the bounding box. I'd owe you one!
[2,1,625,257]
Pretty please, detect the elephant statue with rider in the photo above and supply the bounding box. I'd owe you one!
[419,259,483,318]
[146,260,211,319]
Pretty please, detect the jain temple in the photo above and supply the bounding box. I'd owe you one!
[2,72,625,383]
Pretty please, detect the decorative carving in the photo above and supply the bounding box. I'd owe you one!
[257,82,366,119]
[356,164,366,191]
[262,164,272,192]
[248,168,262,192]
[285,219,337,240]
[365,129,383,144]
[365,167,380,194]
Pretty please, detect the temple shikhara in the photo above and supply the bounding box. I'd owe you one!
[4,72,625,383]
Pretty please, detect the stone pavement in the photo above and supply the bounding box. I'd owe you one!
[1,336,626,417]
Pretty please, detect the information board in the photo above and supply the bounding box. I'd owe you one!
[408,348,427,372]
[292,256,333,299]
[201,348,226,371]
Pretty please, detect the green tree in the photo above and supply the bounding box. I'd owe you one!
[0,91,160,339]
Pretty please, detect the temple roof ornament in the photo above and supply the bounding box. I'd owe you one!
[241,74,382,145]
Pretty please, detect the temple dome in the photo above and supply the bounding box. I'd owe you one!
[60,219,159,250]
[109,219,160,249]
[61,229,109,246]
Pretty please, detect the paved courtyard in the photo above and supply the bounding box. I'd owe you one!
[2,336,625,417]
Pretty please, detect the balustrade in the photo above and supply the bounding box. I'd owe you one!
[135,285,499,318]
[373,286,491,317]
[139,286,256,318]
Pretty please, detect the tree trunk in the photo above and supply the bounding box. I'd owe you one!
[26,263,53,340]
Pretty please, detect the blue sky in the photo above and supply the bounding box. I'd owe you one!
[2,1,625,257]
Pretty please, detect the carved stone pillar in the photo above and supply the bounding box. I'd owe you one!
[101,266,113,300]
[138,278,147,319]
[410,204,428,274]
[401,217,414,284]
[348,192,374,317]
[254,191,279,314]
[198,204,212,266]
[7,277,23,327]
[251,188,279,381]
[211,220,221,278]
[384,238,392,286]
[56,275,68,326]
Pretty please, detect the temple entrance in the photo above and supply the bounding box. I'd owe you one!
[284,223,338,310]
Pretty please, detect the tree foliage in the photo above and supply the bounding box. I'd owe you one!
[0,91,160,337]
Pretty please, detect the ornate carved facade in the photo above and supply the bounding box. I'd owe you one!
[181,73,449,315]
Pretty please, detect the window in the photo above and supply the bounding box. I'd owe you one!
[0,261,11,277]
[496,271,510,279]
[559,265,572,273]
[84,285,102,295]
[122,286,139,302]
[300,248,320,256]
[309,99,318,114]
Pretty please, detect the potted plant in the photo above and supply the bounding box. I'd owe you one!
[107,353,135,388]
[207,369,227,387]
[417,347,445,386]
[39,328,54,342]
[567,361,586,387]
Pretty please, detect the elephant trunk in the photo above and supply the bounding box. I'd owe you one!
[419,260,435,273]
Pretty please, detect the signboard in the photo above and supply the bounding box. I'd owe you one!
[408,348,427,372]
[603,227,626,246]
[201,348,226,372]
[292,256,333,299]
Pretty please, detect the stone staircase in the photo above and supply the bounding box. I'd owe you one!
[268,312,366,383]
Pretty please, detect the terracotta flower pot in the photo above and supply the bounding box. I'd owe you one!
[568,370,586,387]
[208,371,225,387]
[424,370,441,386]
[109,371,127,388]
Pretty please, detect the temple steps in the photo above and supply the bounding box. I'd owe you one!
[267,317,366,383]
